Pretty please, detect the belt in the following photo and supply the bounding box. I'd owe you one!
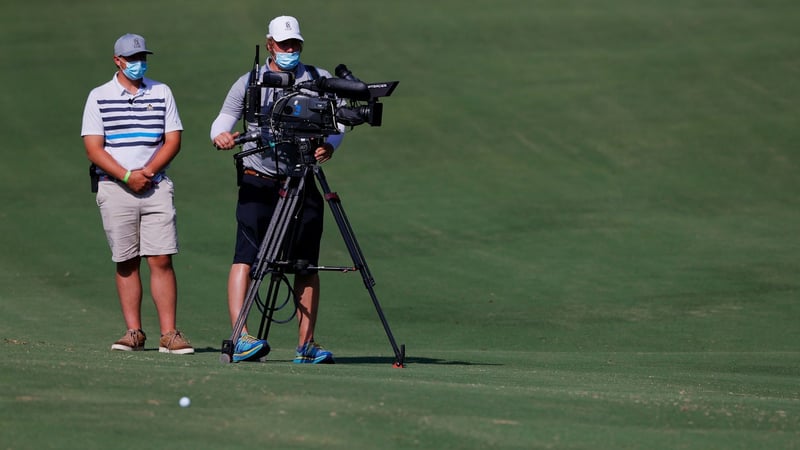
[98,173,161,184]
[243,169,283,182]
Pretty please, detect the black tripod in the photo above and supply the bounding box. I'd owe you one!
[219,138,405,367]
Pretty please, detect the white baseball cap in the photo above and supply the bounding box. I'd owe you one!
[267,16,304,42]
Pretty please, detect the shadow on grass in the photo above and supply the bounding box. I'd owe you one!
[336,356,501,366]
[194,346,222,354]
[192,347,498,366]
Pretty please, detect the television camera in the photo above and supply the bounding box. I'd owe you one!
[233,62,399,147]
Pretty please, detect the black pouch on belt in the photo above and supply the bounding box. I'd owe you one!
[89,164,99,193]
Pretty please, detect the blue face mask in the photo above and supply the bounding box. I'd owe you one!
[122,60,147,80]
[274,52,300,70]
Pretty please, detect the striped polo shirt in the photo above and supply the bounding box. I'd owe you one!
[81,74,183,174]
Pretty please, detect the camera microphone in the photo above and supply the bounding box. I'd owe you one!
[313,77,371,101]
[262,71,295,88]
[335,64,362,83]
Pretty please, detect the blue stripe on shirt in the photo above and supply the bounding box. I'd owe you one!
[107,132,164,140]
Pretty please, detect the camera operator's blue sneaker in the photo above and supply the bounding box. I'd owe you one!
[294,341,335,364]
[233,332,270,362]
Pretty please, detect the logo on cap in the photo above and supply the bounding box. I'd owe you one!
[285,21,293,31]
[134,38,142,49]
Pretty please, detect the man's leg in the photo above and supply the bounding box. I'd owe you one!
[294,272,320,346]
[147,254,193,354]
[228,262,270,361]
[147,254,177,334]
[228,263,251,328]
[116,256,143,330]
[293,272,333,363]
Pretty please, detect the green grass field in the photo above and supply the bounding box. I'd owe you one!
[2,0,799,448]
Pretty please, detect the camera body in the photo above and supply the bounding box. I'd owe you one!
[268,75,398,140]
[270,92,340,139]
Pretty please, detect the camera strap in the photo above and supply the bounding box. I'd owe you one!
[304,64,319,81]
[235,156,244,186]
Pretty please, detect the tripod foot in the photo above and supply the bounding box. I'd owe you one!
[392,344,406,368]
[220,339,234,364]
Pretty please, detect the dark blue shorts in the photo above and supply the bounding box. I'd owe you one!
[233,172,324,273]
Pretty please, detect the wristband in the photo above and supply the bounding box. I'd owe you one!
[122,170,132,184]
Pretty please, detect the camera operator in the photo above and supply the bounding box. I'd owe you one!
[210,15,342,363]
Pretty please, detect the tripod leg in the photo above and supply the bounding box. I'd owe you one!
[256,272,284,341]
[220,173,308,363]
[313,166,406,368]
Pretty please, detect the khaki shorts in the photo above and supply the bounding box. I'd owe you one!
[96,177,178,262]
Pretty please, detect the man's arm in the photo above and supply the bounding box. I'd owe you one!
[84,135,127,180]
[84,134,152,193]
[142,131,181,176]
[211,113,240,150]
[211,73,251,149]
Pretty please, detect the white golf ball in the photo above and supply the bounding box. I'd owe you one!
[179,396,191,408]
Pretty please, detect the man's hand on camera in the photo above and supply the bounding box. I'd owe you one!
[315,143,334,164]
[213,131,241,150]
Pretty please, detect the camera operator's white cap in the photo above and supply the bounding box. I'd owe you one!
[267,16,304,42]
[114,33,153,57]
